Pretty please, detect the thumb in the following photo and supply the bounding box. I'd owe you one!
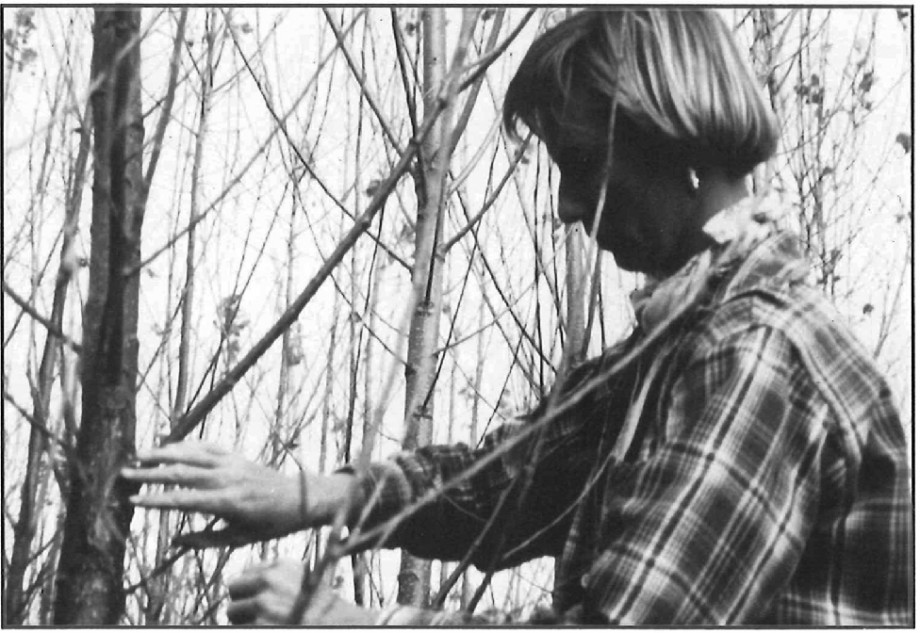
[173,525,262,549]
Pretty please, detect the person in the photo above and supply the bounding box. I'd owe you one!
[122,8,911,625]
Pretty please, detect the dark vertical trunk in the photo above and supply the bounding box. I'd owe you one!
[53,9,145,624]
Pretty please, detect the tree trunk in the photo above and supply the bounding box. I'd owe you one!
[397,7,448,607]
[53,8,145,624]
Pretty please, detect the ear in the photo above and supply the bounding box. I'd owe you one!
[687,167,700,194]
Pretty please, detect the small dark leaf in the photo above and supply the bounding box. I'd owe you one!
[862,303,874,316]
[809,87,824,106]
[15,8,35,30]
[364,178,381,197]
[20,47,36,67]
[398,221,415,243]
[284,347,303,366]
[895,132,911,154]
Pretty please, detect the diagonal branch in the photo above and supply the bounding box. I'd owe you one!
[125,10,367,279]
[2,280,81,353]
[143,8,187,191]
[224,10,411,273]
[164,101,449,444]
[323,8,403,153]
[458,8,536,93]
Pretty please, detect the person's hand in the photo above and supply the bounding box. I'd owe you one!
[120,441,352,547]
[226,559,377,625]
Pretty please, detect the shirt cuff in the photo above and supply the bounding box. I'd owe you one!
[335,459,413,534]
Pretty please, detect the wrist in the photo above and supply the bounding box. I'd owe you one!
[309,472,357,527]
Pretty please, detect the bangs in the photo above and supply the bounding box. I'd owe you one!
[503,9,780,176]
[502,12,602,144]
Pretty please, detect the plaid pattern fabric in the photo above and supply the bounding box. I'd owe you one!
[345,232,911,625]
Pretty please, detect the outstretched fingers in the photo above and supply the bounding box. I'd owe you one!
[120,463,217,489]
[128,487,226,515]
[173,525,264,549]
[133,441,227,468]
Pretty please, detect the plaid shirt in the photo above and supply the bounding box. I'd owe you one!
[347,232,911,625]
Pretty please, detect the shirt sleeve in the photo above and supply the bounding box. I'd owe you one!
[340,350,636,570]
[341,416,596,569]
[582,324,825,624]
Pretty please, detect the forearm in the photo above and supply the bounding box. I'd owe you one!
[335,435,527,562]
[337,352,634,565]
[337,431,592,568]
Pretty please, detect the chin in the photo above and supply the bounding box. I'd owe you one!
[617,259,648,274]
[604,243,649,274]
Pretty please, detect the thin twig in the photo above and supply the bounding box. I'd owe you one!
[164,95,449,445]
[458,9,536,93]
[323,9,402,153]
[2,390,68,449]
[390,9,419,140]
[143,8,187,191]
[442,133,531,251]
[2,280,81,353]
[447,8,502,157]
[125,10,367,279]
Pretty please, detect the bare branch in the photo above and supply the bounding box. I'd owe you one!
[143,8,187,191]
[165,98,449,444]
[2,280,81,353]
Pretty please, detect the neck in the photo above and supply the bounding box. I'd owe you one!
[656,168,752,278]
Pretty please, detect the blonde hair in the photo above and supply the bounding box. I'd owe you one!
[504,9,779,176]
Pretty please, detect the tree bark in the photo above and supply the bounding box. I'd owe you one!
[396,7,449,607]
[53,8,145,624]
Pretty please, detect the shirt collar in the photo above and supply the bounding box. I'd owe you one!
[630,194,805,332]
